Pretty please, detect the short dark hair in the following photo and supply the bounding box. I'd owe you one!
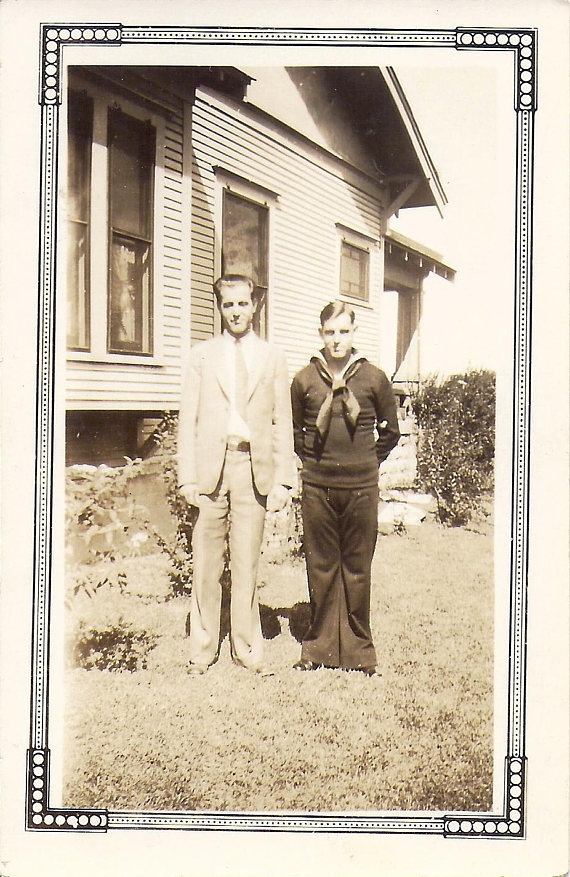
[319,300,356,326]
[213,274,255,303]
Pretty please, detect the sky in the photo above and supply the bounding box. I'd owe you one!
[389,63,515,376]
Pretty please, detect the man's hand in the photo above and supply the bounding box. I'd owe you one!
[179,483,200,507]
[266,484,291,513]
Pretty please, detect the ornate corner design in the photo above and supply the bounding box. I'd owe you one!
[444,758,526,838]
[39,24,122,105]
[456,29,537,111]
[27,749,108,831]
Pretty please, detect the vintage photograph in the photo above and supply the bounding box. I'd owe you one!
[1,4,568,875]
[60,59,502,815]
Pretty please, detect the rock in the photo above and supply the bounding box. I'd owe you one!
[377,500,427,527]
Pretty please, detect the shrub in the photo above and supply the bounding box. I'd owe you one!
[411,369,495,526]
[65,564,127,612]
[71,620,158,672]
[65,458,157,603]
[66,460,155,562]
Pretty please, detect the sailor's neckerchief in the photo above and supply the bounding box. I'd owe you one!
[311,349,366,439]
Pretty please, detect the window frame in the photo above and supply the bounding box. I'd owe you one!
[214,169,277,339]
[66,89,93,351]
[65,74,166,365]
[106,106,156,356]
[338,235,371,304]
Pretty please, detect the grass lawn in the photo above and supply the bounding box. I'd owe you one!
[62,514,493,813]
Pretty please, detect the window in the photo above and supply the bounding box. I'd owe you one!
[67,90,93,350]
[396,290,420,373]
[222,190,269,336]
[66,77,161,360]
[340,240,370,302]
[107,108,155,354]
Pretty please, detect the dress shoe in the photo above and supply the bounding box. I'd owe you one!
[251,666,274,677]
[356,665,380,677]
[187,663,208,677]
[236,662,274,677]
[292,660,320,671]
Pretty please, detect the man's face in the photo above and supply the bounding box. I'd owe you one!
[217,282,256,338]
[319,312,356,360]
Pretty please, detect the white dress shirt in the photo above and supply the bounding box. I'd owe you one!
[222,329,260,441]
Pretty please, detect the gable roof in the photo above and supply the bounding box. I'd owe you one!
[309,67,447,215]
[378,67,447,216]
[75,64,447,217]
[244,66,448,216]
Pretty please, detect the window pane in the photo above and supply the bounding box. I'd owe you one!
[222,190,269,337]
[340,241,369,301]
[108,109,155,354]
[67,221,89,349]
[67,91,92,349]
[108,236,152,353]
[109,109,154,238]
[222,191,268,288]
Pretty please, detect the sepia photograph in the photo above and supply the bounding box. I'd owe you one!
[59,57,503,816]
[0,2,568,876]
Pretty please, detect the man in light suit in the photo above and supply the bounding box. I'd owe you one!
[178,275,295,677]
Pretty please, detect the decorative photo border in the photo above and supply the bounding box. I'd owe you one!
[28,23,535,837]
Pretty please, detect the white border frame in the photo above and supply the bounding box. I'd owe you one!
[27,22,535,840]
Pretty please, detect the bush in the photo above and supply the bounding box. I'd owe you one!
[66,459,159,603]
[66,460,155,562]
[71,620,158,672]
[411,370,495,526]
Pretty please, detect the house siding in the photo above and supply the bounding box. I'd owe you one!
[190,89,387,377]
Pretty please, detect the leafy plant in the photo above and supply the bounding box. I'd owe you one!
[66,461,154,559]
[411,369,495,526]
[71,619,158,672]
[65,458,156,601]
[65,564,127,611]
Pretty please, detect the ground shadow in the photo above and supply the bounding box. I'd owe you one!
[185,586,311,646]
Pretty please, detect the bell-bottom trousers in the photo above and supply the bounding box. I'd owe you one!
[300,482,379,669]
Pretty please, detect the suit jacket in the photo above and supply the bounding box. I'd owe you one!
[177,333,296,496]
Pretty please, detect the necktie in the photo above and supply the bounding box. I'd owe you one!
[313,357,362,438]
[234,339,248,422]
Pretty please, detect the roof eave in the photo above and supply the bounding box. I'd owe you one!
[386,229,456,282]
[379,66,448,218]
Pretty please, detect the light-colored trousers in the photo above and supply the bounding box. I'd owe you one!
[189,449,266,669]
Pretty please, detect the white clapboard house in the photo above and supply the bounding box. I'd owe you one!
[65,65,454,464]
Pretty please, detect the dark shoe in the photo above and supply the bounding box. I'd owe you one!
[293,660,320,671]
[357,665,380,677]
[187,663,208,677]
